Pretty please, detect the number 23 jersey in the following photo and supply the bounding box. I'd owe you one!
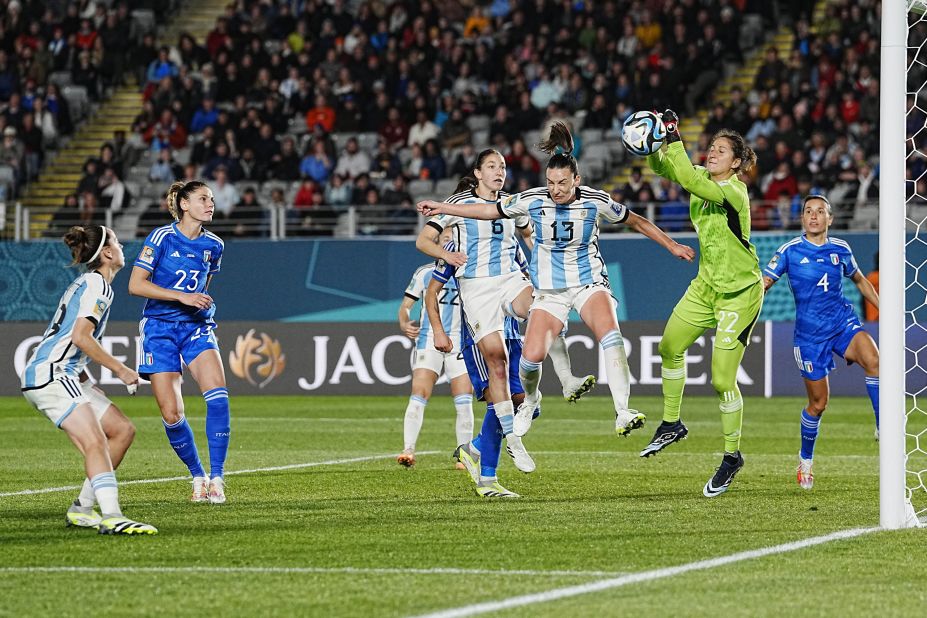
[134,222,224,322]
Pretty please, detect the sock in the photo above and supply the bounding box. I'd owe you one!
[474,404,502,477]
[403,395,427,451]
[719,389,744,453]
[453,393,474,446]
[478,475,496,484]
[163,416,206,478]
[865,376,879,429]
[204,387,231,479]
[90,471,121,517]
[76,478,95,508]
[800,409,821,460]
[661,363,686,423]
[601,329,631,412]
[548,335,575,388]
[518,357,542,404]
[493,399,515,436]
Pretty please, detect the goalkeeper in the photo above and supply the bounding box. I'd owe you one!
[641,111,763,498]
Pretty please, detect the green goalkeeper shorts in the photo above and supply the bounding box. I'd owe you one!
[671,277,764,350]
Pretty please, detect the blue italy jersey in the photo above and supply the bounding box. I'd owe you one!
[405,262,462,352]
[134,223,224,322]
[22,272,114,389]
[764,234,860,343]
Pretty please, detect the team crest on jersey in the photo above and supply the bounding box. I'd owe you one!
[140,246,154,264]
[203,250,212,262]
[830,253,839,265]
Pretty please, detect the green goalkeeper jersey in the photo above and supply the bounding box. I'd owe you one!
[648,142,761,294]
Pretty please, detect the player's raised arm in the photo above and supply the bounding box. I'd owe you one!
[417,200,501,220]
[415,222,467,266]
[623,211,695,262]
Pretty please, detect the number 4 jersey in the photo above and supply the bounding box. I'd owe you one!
[135,222,224,322]
[764,234,860,343]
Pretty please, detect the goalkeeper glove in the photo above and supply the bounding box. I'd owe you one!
[662,109,680,144]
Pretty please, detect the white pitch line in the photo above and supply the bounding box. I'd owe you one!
[0,565,626,578]
[409,527,880,618]
[0,452,439,499]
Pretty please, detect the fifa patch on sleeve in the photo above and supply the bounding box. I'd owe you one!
[767,254,780,268]
[502,195,517,208]
[139,246,155,264]
[93,300,106,317]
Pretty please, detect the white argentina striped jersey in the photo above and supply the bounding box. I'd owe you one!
[426,189,530,279]
[498,185,629,290]
[405,263,463,353]
[21,272,114,389]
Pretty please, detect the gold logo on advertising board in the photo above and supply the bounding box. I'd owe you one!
[228,329,286,388]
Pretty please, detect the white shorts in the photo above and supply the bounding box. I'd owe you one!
[531,283,614,326]
[412,348,468,379]
[458,271,532,344]
[22,378,113,428]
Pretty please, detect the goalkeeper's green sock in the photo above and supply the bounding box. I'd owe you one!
[719,388,744,453]
[661,362,685,423]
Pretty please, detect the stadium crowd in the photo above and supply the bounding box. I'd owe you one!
[0,0,882,238]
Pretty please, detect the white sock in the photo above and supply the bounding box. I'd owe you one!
[453,394,474,446]
[494,399,515,435]
[548,335,575,388]
[90,471,121,517]
[518,357,542,405]
[77,478,95,508]
[403,395,427,451]
[601,329,631,411]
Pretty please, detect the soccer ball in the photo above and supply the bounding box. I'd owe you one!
[621,111,666,157]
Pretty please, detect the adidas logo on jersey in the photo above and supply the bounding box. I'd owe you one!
[171,251,181,258]
[800,257,810,264]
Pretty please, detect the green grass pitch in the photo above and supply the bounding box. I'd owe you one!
[1,394,925,616]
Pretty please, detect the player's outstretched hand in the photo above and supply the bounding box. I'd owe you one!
[671,241,696,262]
[116,366,140,389]
[433,331,453,353]
[662,109,681,143]
[180,292,213,310]
[417,200,444,216]
[443,250,468,267]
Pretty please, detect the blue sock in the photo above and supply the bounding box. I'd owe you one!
[204,387,231,479]
[163,416,206,478]
[865,376,879,429]
[800,409,821,460]
[475,404,502,477]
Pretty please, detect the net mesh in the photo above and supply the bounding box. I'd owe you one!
[906,1,927,519]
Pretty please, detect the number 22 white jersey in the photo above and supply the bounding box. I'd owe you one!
[498,186,629,290]
[426,189,530,279]
[21,272,114,389]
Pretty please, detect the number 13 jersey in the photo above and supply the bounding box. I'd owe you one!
[134,222,224,321]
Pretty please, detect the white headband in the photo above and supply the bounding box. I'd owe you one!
[84,226,107,264]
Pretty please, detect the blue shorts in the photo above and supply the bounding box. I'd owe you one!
[139,317,219,379]
[793,318,865,381]
[463,338,524,402]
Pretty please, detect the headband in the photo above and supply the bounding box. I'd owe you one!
[84,225,107,264]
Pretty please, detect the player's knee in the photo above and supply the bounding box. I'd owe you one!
[657,339,683,362]
[117,419,137,444]
[81,431,108,457]
[160,406,184,425]
[710,375,737,396]
[807,398,828,416]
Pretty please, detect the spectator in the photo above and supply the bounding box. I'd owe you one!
[300,139,334,184]
[381,174,412,205]
[210,166,239,217]
[407,109,440,148]
[229,188,266,238]
[47,193,81,237]
[305,95,335,133]
[324,173,354,210]
[144,109,188,152]
[238,147,267,183]
[333,137,371,180]
[270,136,302,181]
[202,141,241,181]
[763,162,799,203]
[379,107,409,149]
[149,148,183,183]
[97,166,129,211]
[441,107,472,150]
[189,98,218,134]
[371,139,402,179]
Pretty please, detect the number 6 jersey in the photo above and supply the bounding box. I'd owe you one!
[134,222,224,321]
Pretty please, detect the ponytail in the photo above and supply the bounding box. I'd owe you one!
[166,180,208,221]
[538,121,579,175]
[63,225,108,268]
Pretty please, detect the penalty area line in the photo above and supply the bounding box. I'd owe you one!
[0,452,440,499]
[409,526,880,618]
